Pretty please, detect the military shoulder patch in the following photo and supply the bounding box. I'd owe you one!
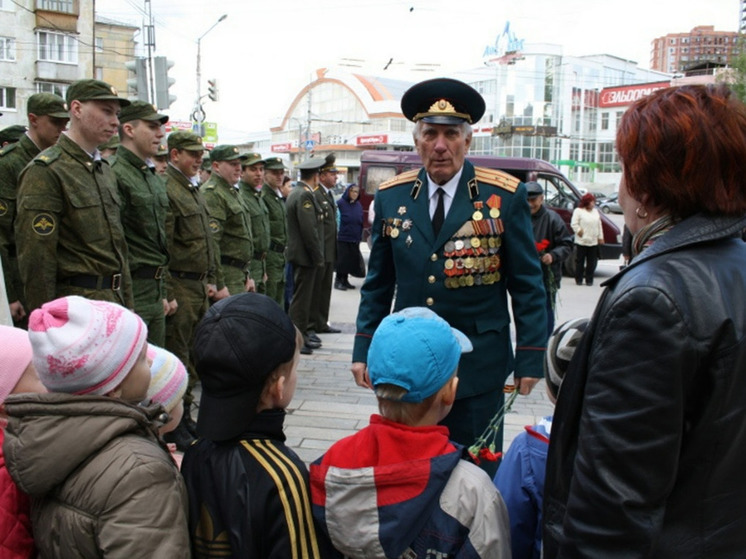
[33,147,62,167]
[379,169,420,191]
[302,200,313,210]
[474,166,520,193]
[32,213,55,236]
[208,218,220,233]
[0,199,8,216]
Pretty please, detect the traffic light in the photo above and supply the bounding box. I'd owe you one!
[154,56,176,110]
[125,57,148,102]
[207,79,219,102]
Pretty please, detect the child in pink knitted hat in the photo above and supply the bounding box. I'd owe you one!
[0,325,47,559]
[3,296,190,557]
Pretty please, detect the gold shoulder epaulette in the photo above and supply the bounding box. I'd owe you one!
[474,166,520,193]
[33,146,61,166]
[0,142,18,157]
[379,169,419,191]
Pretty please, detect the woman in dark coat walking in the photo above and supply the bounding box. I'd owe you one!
[334,183,365,290]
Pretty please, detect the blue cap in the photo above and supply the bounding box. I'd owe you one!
[368,307,472,403]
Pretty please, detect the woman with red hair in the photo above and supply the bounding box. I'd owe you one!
[570,193,604,285]
[544,84,746,558]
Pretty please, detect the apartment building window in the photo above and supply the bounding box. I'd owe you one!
[95,37,103,53]
[601,112,609,131]
[0,86,16,109]
[37,0,74,13]
[37,31,77,63]
[36,81,69,97]
[0,37,15,60]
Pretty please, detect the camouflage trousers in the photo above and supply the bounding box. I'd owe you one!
[132,277,166,346]
[248,259,266,295]
[264,251,286,307]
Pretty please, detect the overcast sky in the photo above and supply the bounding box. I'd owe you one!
[96,0,741,142]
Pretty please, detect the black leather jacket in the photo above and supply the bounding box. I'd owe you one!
[544,213,746,559]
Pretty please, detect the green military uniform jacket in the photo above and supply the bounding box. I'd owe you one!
[240,180,270,283]
[202,172,253,290]
[314,186,337,264]
[353,160,547,398]
[111,146,169,299]
[164,164,217,299]
[15,134,133,311]
[262,183,288,257]
[286,181,324,268]
[0,134,40,303]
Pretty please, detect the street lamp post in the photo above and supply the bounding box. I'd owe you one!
[193,14,227,128]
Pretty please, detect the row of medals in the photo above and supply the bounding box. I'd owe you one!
[443,204,503,289]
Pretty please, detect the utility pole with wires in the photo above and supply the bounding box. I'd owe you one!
[143,0,156,103]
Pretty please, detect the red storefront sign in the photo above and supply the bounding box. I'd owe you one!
[271,143,293,153]
[356,134,388,146]
[599,81,671,108]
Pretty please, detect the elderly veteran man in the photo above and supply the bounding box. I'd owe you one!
[110,101,170,345]
[239,152,270,294]
[287,157,325,354]
[163,130,220,448]
[0,93,69,325]
[351,78,547,473]
[261,157,289,306]
[202,145,256,297]
[15,79,134,312]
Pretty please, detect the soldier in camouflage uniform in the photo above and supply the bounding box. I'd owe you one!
[110,101,170,345]
[202,145,255,297]
[0,125,28,147]
[15,79,134,312]
[262,157,288,306]
[239,152,270,294]
[163,130,222,449]
[0,93,69,325]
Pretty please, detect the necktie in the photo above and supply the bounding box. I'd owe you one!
[432,188,445,236]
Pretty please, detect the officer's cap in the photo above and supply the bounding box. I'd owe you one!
[297,158,325,171]
[66,79,131,107]
[119,100,168,125]
[401,77,485,125]
[320,153,337,173]
[0,125,27,145]
[168,130,204,152]
[263,157,286,171]
[27,93,69,119]
[210,145,242,162]
[241,152,263,167]
[525,181,544,198]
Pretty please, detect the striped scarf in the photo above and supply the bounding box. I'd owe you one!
[632,215,679,258]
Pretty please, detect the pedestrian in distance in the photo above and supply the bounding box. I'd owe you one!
[334,182,365,291]
[351,77,547,476]
[544,84,746,559]
[570,193,604,286]
[312,307,511,558]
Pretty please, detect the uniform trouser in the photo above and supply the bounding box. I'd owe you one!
[56,284,128,308]
[165,278,208,406]
[284,263,294,312]
[132,277,165,346]
[309,261,334,332]
[222,265,247,297]
[574,244,598,284]
[248,259,266,294]
[440,387,505,478]
[264,251,286,307]
[289,264,317,335]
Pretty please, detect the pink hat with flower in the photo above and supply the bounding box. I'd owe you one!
[28,296,147,396]
[0,325,33,404]
[146,344,187,413]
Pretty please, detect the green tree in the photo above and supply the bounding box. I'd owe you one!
[718,39,746,103]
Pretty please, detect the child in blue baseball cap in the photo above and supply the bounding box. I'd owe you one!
[311,307,511,559]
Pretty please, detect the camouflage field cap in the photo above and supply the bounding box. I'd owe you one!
[155,143,168,157]
[168,130,204,152]
[241,152,263,167]
[27,93,69,118]
[201,155,212,171]
[263,157,286,171]
[98,134,120,152]
[119,100,168,124]
[210,145,242,162]
[65,79,131,107]
[0,125,28,145]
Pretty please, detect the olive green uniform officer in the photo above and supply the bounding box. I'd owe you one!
[352,79,547,476]
[287,157,325,354]
[110,101,170,345]
[15,79,134,312]
[239,152,270,294]
[201,145,255,296]
[261,157,289,306]
[309,153,340,336]
[0,125,28,147]
[0,93,69,324]
[163,130,218,444]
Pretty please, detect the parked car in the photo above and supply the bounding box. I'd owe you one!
[599,194,622,214]
[358,150,622,276]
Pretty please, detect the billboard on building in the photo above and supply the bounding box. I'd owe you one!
[599,81,671,108]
